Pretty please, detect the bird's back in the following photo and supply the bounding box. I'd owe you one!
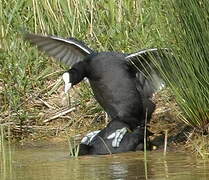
[86,52,143,122]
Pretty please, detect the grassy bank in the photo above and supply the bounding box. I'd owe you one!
[1,0,209,156]
[0,0,167,140]
[162,0,209,158]
[160,0,209,131]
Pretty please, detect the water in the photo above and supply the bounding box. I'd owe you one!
[1,144,209,180]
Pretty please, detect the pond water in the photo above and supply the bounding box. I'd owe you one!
[1,143,209,180]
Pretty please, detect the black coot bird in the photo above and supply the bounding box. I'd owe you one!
[78,121,150,155]
[24,33,166,151]
[78,107,155,155]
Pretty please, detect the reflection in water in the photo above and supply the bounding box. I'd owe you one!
[1,143,209,180]
[110,162,129,179]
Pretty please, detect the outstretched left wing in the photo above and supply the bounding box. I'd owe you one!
[24,33,94,66]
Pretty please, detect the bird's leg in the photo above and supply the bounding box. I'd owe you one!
[81,130,101,145]
[107,127,129,147]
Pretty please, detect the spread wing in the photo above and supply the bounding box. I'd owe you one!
[126,48,170,98]
[126,48,168,71]
[24,33,94,66]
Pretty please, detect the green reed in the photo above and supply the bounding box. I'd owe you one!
[159,0,209,131]
[0,125,13,180]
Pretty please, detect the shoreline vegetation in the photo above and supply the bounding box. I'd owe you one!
[1,0,209,158]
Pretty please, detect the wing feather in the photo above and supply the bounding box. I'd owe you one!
[24,33,94,66]
[126,48,169,97]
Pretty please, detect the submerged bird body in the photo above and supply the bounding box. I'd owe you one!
[78,102,155,155]
[78,120,146,155]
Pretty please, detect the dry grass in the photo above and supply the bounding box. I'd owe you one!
[1,80,107,142]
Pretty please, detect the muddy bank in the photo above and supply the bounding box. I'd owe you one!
[3,87,196,154]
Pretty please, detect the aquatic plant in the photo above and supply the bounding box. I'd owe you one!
[67,136,80,157]
[159,0,209,132]
[0,125,13,179]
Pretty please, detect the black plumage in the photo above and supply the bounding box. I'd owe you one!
[78,104,155,155]
[78,121,147,155]
[24,33,167,154]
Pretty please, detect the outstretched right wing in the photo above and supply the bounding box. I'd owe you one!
[24,33,94,66]
[126,48,169,74]
[126,48,170,98]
